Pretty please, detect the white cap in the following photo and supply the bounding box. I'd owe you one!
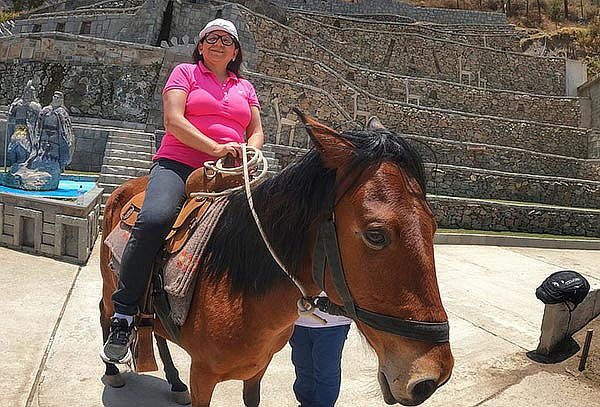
[198,18,239,42]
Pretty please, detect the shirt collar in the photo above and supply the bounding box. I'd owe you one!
[198,60,239,82]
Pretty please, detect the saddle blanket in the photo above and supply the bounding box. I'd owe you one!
[105,196,228,325]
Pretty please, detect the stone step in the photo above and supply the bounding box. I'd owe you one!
[106,141,155,154]
[425,163,600,210]
[103,156,152,169]
[105,149,154,161]
[101,165,150,177]
[108,135,154,147]
[98,174,138,186]
[429,194,600,237]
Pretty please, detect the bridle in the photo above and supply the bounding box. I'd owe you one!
[226,145,450,343]
[311,192,449,343]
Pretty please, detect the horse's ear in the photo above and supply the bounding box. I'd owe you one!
[366,116,386,130]
[293,108,353,168]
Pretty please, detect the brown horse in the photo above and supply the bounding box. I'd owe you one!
[99,112,453,406]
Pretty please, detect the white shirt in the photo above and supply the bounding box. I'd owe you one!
[295,292,353,328]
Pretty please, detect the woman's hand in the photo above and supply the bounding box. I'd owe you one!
[212,142,243,159]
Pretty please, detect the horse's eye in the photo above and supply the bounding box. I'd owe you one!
[363,230,389,250]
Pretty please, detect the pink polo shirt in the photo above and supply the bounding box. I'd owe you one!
[154,61,261,169]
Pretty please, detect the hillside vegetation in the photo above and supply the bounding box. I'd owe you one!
[408,0,600,76]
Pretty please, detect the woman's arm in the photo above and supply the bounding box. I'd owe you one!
[163,89,242,158]
[245,106,264,150]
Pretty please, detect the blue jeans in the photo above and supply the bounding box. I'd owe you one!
[112,158,195,315]
[289,325,351,407]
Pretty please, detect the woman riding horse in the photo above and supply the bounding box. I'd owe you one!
[101,18,264,364]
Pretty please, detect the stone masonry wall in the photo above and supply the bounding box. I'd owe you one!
[426,164,600,209]
[263,0,508,25]
[579,76,600,158]
[407,135,600,182]
[430,196,600,237]
[0,33,164,122]
[285,15,566,95]
[258,48,582,127]
[12,0,167,45]
[288,13,521,52]
[253,49,589,158]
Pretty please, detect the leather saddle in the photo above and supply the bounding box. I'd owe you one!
[119,167,244,254]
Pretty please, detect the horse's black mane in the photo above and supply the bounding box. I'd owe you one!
[198,128,426,296]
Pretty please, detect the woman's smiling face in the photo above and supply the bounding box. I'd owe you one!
[199,30,238,67]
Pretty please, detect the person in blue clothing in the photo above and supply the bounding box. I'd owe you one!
[289,292,352,407]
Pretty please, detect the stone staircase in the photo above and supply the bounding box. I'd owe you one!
[97,130,282,212]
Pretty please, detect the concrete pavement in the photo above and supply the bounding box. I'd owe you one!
[2,242,600,406]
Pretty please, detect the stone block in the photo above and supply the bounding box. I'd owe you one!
[54,214,89,263]
[535,286,600,356]
[13,207,43,251]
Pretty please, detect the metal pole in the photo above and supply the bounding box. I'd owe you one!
[3,119,8,174]
[578,329,594,372]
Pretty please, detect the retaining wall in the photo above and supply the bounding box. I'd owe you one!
[282,15,566,95]
[263,0,508,25]
[579,76,600,159]
[288,13,521,52]
[430,196,600,237]
[258,48,583,127]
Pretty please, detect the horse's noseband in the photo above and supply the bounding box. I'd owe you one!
[312,208,450,343]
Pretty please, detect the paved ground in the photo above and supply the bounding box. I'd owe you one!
[2,242,600,407]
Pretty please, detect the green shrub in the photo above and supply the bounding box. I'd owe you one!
[550,0,562,21]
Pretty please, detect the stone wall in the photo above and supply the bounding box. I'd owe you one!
[170,1,258,70]
[288,13,521,52]
[262,0,507,25]
[0,33,164,123]
[579,76,600,159]
[407,135,600,182]
[0,184,103,263]
[430,196,600,237]
[11,0,167,45]
[251,49,589,158]
[426,164,600,209]
[258,48,583,127]
[282,14,566,95]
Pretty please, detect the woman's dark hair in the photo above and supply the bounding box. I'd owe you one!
[192,36,244,78]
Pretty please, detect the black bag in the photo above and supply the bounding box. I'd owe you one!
[535,270,590,308]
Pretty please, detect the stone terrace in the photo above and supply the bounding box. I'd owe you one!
[288,11,522,52]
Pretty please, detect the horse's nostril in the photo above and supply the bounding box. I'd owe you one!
[410,379,437,402]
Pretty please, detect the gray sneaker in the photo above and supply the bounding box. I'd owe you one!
[100,317,136,364]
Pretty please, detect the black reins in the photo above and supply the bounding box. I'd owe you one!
[311,168,450,343]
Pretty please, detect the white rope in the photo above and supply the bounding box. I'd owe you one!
[240,144,326,325]
[190,146,268,198]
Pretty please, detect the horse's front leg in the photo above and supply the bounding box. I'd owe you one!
[190,360,218,407]
[242,364,269,407]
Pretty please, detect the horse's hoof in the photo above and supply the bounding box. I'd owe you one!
[172,389,191,405]
[102,373,125,388]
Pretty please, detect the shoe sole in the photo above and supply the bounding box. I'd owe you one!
[100,347,133,365]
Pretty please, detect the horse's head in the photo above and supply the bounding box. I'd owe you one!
[297,110,454,405]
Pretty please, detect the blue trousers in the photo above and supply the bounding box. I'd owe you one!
[112,158,194,315]
[289,325,351,407]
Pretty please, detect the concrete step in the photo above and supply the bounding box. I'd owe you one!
[105,149,154,161]
[101,164,150,177]
[426,163,600,210]
[103,156,152,169]
[430,194,600,238]
[106,141,155,154]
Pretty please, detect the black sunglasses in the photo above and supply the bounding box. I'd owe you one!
[203,33,236,47]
